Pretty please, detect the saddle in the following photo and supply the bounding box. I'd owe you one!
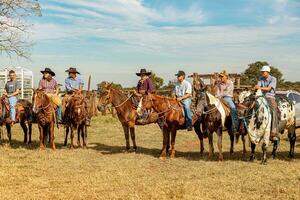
[219,99,231,117]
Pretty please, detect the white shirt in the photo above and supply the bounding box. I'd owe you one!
[174,79,192,97]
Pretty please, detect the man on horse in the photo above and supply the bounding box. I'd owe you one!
[215,70,239,135]
[174,70,193,131]
[64,67,90,126]
[254,65,278,141]
[38,68,62,123]
[2,70,20,125]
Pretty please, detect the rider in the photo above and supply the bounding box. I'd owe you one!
[134,68,155,124]
[2,70,20,125]
[174,70,193,131]
[38,68,62,123]
[215,70,239,135]
[64,67,91,126]
[254,65,278,141]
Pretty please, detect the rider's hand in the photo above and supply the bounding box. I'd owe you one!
[177,97,182,102]
[254,85,260,90]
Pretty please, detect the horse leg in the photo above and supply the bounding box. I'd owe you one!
[50,123,56,150]
[208,132,214,159]
[272,139,279,159]
[64,126,69,146]
[70,126,75,149]
[261,143,267,165]
[129,127,137,152]
[249,142,256,161]
[194,121,204,155]
[229,132,234,156]
[242,135,247,157]
[217,128,223,161]
[160,128,169,159]
[6,124,11,145]
[170,126,177,159]
[77,126,82,148]
[28,122,32,144]
[39,125,45,150]
[288,124,296,158]
[122,124,130,152]
[20,120,28,144]
[81,125,87,149]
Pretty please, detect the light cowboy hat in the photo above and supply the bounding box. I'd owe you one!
[219,70,229,77]
[260,65,271,72]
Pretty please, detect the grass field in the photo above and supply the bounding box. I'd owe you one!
[0,115,299,200]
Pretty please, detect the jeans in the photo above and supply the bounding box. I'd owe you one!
[57,105,62,121]
[183,98,192,129]
[223,96,239,132]
[8,96,18,121]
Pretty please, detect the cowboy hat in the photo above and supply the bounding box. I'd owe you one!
[65,67,80,74]
[136,69,152,76]
[219,70,229,77]
[260,65,271,72]
[41,68,55,76]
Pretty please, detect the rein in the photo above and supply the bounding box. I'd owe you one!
[114,94,133,108]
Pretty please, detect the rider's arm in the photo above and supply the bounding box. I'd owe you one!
[177,93,192,101]
[7,89,19,97]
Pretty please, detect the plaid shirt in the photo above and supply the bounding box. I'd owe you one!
[39,78,58,94]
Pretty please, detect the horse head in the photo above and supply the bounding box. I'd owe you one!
[32,89,48,114]
[97,82,113,111]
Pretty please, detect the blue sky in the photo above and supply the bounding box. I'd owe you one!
[1,0,300,88]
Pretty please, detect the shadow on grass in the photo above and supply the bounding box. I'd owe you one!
[88,142,300,162]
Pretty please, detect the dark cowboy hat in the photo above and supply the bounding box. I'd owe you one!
[41,68,55,76]
[65,67,80,74]
[136,68,152,76]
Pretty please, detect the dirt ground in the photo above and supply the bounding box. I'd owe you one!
[0,115,299,200]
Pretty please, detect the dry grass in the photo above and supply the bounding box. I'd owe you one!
[0,115,299,200]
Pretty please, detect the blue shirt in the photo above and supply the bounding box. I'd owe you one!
[257,75,277,98]
[174,79,192,103]
[65,76,84,92]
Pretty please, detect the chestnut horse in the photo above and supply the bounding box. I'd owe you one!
[97,83,160,152]
[138,93,203,159]
[0,97,33,144]
[32,89,56,150]
[63,93,88,148]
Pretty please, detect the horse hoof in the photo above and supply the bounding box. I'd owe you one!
[249,155,256,162]
[261,160,267,165]
[159,156,166,160]
[39,147,45,151]
[218,157,224,161]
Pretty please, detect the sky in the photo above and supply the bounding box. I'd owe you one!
[1,0,300,89]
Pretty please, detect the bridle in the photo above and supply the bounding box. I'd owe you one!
[33,92,53,114]
[99,88,133,109]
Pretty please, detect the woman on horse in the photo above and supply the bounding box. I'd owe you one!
[64,67,90,126]
[2,70,20,125]
[215,70,239,135]
[134,68,155,124]
[38,68,62,123]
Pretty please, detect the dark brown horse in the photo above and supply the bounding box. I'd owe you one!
[0,97,33,144]
[63,93,88,148]
[139,93,203,159]
[32,89,56,150]
[97,83,160,152]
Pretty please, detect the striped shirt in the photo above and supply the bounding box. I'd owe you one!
[39,78,58,94]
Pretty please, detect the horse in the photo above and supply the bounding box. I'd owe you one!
[138,92,203,159]
[238,89,296,164]
[32,89,56,150]
[63,92,88,149]
[0,97,33,144]
[97,83,160,152]
[192,80,235,161]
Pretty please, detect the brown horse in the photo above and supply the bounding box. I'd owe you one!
[32,89,56,150]
[63,93,88,148]
[194,80,236,161]
[0,97,33,144]
[139,93,203,159]
[97,83,159,152]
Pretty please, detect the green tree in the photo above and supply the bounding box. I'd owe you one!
[151,73,164,90]
[241,61,284,86]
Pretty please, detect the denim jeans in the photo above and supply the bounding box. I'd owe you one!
[183,98,192,129]
[57,105,62,121]
[223,96,239,132]
[8,96,18,121]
